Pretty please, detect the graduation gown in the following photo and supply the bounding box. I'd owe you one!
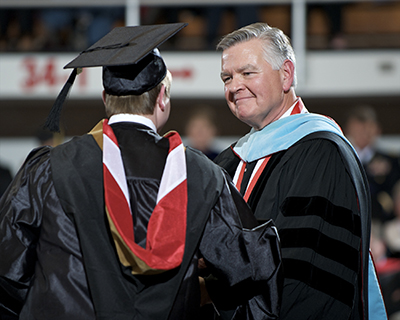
[215,128,377,320]
[0,121,282,320]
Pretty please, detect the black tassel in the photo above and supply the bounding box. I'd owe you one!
[44,68,78,133]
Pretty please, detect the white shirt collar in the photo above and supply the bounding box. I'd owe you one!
[108,114,157,133]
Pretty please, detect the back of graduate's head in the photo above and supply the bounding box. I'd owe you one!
[45,23,186,132]
[103,69,172,118]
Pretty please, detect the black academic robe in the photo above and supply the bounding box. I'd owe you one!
[0,122,282,320]
[0,165,12,198]
[215,131,372,320]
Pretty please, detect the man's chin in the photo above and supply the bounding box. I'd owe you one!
[236,115,254,128]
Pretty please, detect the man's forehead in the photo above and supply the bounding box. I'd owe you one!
[222,40,263,60]
[221,46,264,72]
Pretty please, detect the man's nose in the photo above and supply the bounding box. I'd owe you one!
[227,76,243,93]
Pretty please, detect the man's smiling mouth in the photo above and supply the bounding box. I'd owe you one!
[235,96,253,104]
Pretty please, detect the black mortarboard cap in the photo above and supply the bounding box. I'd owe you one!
[44,22,187,132]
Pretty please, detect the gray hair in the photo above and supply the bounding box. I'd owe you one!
[217,22,297,88]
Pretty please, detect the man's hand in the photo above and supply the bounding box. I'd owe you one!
[199,277,212,306]
[198,258,207,269]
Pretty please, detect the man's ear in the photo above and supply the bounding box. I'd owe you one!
[157,85,166,111]
[281,59,295,92]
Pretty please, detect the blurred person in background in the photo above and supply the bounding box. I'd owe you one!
[39,8,75,51]
[0,9,44,51]
[0,7,124,52]
[383,181,400,258]
[40,7,124,51]
[204,5,260,49]
[345,105,400,223]
[184,106,220,160]
[307,3,348,50]
[380,182,400,318]
[214,22,386,319]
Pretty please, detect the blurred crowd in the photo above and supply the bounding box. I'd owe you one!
[0,7,125,52]
[0,5,261,52]
[1,2,400,52]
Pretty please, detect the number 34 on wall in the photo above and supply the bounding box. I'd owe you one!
[21,56,87,91]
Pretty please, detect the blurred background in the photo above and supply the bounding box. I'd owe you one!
[1,1,400,317]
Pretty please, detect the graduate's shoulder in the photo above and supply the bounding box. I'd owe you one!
[22,145,52,169]
[213,144,240,179]
[185,146,223,171]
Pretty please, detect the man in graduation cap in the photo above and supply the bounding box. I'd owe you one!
[214,22,387,319]
[0,23,282,320]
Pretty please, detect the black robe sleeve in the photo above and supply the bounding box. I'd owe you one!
[0,147,50,317]
[200,175,282,320]
[0,146,95,320]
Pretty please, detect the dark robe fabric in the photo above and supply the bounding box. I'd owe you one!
[215,130,373,320]
[0,122,282,320]
[0,165,12,198]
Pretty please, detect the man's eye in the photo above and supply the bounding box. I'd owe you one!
[222,77,231,83]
